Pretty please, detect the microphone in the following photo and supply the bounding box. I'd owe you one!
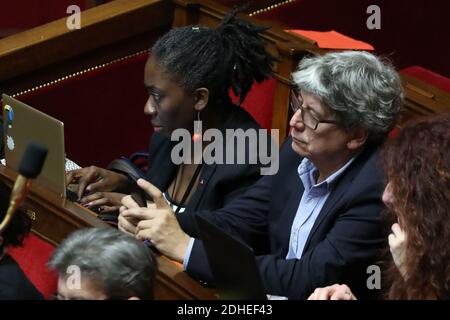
[0,142,48,234]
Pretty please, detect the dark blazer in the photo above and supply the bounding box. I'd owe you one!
[0,254,44,300]
[177,138,386,299]
[145,102,268,213]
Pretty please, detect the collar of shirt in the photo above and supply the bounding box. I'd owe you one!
[298,155,358,197]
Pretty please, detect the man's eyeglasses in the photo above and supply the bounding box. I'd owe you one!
[290,89,338,130]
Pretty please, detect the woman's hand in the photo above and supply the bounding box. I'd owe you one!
[120,179,190,263]
[118,188,154,237]
[388,223,407,278]
[79,192,126,213]
[308,284,357,300]
[118,205,140,236]
[66,166,129,200]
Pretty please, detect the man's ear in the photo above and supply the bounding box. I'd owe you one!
[193,88,209,112]
[347,127,368,150]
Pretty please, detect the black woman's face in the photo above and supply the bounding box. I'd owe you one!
[143,55,197,136]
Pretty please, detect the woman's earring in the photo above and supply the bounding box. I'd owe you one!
[192,111,202,142]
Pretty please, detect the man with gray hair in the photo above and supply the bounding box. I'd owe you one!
[121,50,403,299]
[48,227,156,300]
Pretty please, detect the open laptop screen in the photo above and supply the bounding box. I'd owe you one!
[2,94,67,197]
[195,213,267,300]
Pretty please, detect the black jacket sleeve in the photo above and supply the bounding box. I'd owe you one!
[178,142,385,299]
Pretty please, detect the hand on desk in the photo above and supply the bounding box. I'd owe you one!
[119,178,190,263]
[66,166,129,200]
[79,191,125,213]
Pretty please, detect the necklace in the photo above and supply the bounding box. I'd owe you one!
[170,164,184,202]
[170,164,203,213]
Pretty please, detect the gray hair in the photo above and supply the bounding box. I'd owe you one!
[48,228,156,300]
[292,51,404,144]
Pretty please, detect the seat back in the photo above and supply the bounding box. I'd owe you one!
[401,66,450,94]
[230,79,277,130]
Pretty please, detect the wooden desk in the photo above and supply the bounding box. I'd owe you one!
[0,0,175,95]
[0,165,217,299]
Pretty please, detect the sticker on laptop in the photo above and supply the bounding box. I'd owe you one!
[4,104,15,150]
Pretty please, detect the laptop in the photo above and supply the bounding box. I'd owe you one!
[2,94,80,200]
[194,213,268,300]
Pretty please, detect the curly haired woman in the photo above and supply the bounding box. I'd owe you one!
[309,113,450,300]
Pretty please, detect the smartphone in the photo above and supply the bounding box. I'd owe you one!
[98,213,119,222]
[130,190,146,207]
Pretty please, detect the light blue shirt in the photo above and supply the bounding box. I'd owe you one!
[183,237,195,270]
[183,155,357,270]
[286,156,357,259]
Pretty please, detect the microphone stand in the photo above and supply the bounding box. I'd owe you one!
[0,175,32,234]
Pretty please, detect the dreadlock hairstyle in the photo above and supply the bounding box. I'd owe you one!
[150,7,276,105]
[381,113,450,299]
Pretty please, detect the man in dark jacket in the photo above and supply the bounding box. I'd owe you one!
[120,51,404,299]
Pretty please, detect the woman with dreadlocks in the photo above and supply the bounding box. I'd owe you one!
[67,9,276,251]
